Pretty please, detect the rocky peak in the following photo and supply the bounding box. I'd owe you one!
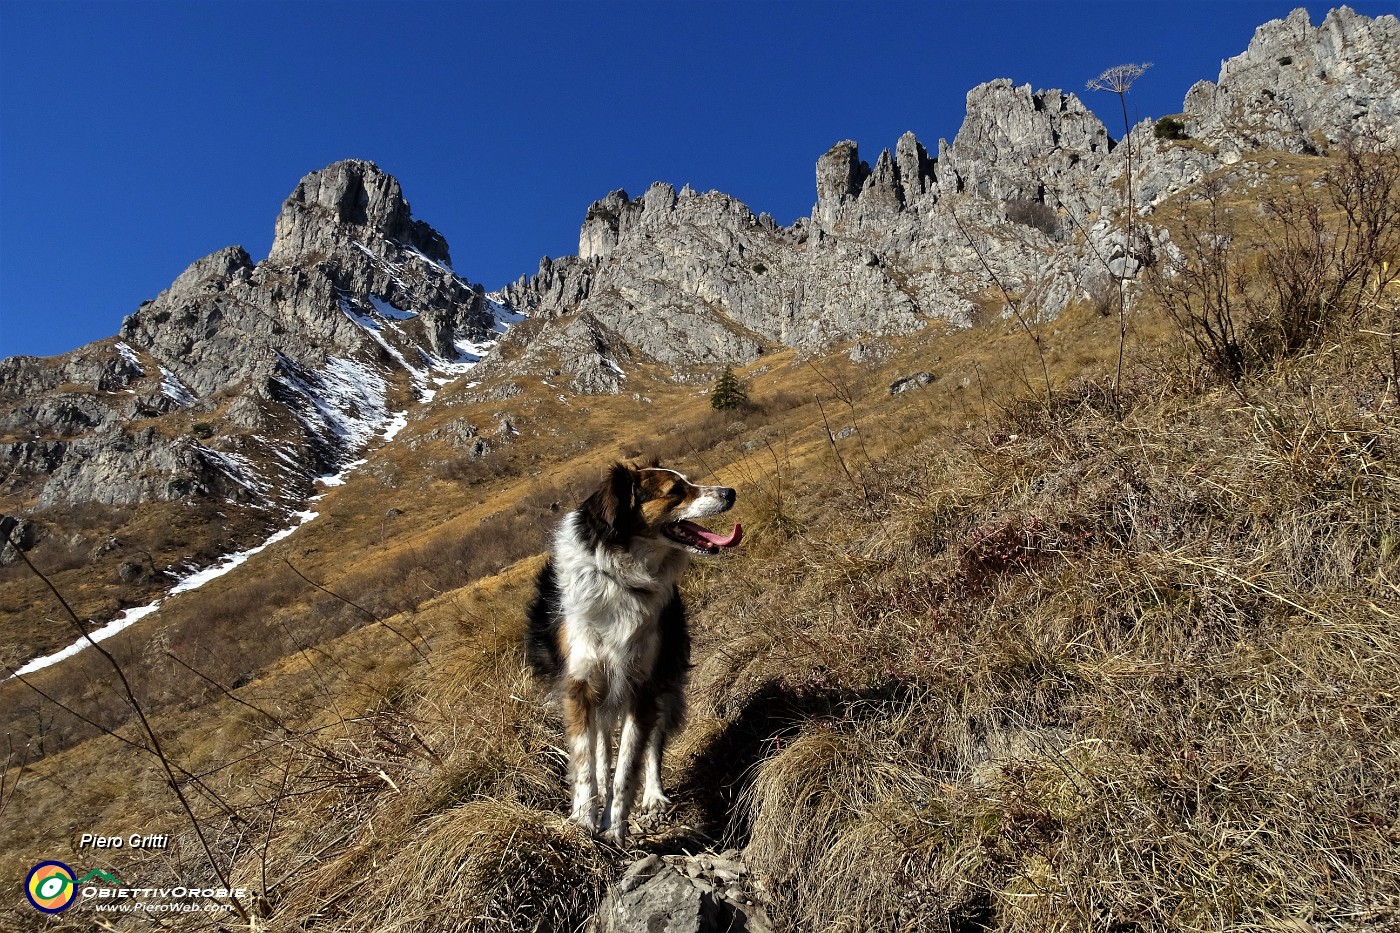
[579,189,632,259]
[9,158,497,527]
[811,79,1114,235]
[814,134,942,231]
[166,244,255,295]
[579,182,682,260]
[268,159,451,266]
[940,79,1110,204]
[1184,6,1400,153]
[895,131,936,199]
[814,140,871,228]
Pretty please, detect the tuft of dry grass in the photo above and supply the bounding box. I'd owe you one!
[700,319,1400,930]
[336,801,613,933]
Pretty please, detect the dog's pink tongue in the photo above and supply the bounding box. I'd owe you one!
[696,522,743,548]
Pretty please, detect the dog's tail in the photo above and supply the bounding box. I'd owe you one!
[525,559,565,679]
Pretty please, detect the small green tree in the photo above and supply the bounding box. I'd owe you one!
[710,365,748,411]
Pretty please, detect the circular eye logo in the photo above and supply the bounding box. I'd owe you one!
[26,861,76,913]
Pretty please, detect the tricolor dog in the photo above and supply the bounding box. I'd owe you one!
[526,463,742,842]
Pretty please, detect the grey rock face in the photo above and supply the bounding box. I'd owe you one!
[503,67,1151,385]
[268,158,450,266]
[2,160,497,515]
[590,870,721,933]
[1184,7,1400,154]
[814,140,870,228]
[120,160,489,402]
[502,183,928,387]
[589,852,773,933]
[939,79,1112,207]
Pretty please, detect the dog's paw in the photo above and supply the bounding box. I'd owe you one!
[569,804,600,834]
[639,790,672,819]
[601,824,628,846]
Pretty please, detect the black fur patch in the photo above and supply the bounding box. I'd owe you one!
[525,559,564,679]
[577,463,639,550]
[654,585,692,694]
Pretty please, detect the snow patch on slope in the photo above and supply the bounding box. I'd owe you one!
[114,341,146,375]
[274,352,391,455]
[367,294,417,321]
[7,508,321,680]
[159,365,197,406]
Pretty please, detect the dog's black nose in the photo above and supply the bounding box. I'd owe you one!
[719,487,736,504]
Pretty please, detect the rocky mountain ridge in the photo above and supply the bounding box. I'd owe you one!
[1,6,1396,667]
[2,160,502,511]
[1184,5,1400,156]
[498,6,1396,391]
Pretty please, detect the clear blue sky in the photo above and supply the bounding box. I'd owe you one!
[1,0,1392,359]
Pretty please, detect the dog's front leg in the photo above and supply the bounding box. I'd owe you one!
[605,706,656,844]
[594,708,615,829]
[564,679,602,832]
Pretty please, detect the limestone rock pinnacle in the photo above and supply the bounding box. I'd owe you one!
[268,159,451,266]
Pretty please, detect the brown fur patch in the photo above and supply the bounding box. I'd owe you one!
[563,678,597,738]
[636,471,702,531]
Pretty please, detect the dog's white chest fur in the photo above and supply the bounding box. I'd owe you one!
[553,512,689,697]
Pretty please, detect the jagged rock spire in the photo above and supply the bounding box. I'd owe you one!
[268,159,451,266]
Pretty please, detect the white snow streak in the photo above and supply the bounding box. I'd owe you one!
[158,365,197,406]
[114,342,146,375]
[7,509,321,680]
[367,295,417,321]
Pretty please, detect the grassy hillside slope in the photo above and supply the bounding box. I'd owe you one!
[2,149,1398,932]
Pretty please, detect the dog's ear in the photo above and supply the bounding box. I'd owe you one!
[579,463,638,547]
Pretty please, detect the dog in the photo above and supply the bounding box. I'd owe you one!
[526,462,742,842]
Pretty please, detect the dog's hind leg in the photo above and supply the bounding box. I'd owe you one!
[640,689,682,817]
[641,595,689,819]
[564,678,602,832]
[594,707,615,825]
[639,729,670,816]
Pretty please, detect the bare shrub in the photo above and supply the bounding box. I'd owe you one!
[1150,145,1400,382]
[1005,198,1061,239]
[1251,143,1400,355]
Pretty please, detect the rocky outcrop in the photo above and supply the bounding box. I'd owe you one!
[501,73,1141,385]
[814,140,872,229]
[120,160,490,402]
[2,160,499,515]
[500,182,928,382]
[588,851,775,933]
[269,159,451,266]
[1184,6,1400,155]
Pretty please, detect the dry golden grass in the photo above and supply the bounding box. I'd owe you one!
[3,150,1398,932]
[708,334,1400,930]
